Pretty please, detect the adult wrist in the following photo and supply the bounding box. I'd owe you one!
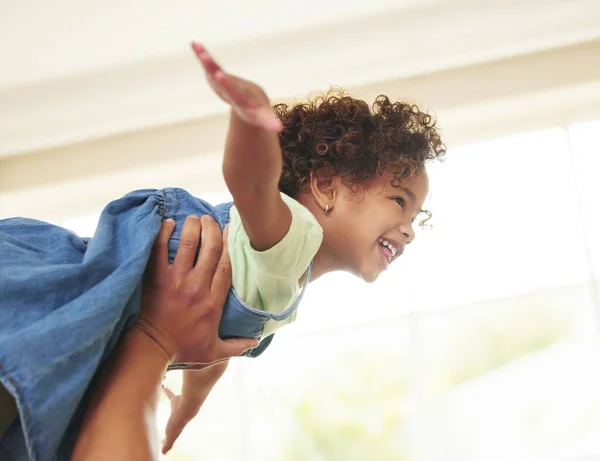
[131,316,179,365]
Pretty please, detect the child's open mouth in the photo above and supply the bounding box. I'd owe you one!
[378,238,401,264]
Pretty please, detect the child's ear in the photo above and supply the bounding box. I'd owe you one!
[308,169,340,213]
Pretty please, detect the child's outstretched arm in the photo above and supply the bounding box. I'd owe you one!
[192,42,291,251]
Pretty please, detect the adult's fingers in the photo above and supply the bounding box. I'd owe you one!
[171,215,202,280]
[210,224,232,306]
[215,337,259,361]
[191,216,224,287]
[147,219,175,283]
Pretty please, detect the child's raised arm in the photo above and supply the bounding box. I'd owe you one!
[192,43,291,251]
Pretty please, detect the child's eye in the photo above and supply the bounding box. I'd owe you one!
[393,197,405,207]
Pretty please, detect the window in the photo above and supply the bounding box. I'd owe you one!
[570,120,600,280]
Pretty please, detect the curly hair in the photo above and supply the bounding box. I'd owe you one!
[274,88,446,198]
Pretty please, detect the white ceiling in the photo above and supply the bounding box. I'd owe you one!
[1,0,600,158]
[0,0,424,87]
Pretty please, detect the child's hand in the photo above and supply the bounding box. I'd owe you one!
[161,387,201,454]
[191,41,283,132]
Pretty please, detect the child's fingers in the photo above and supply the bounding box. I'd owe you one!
[205,73,234,105]
[148,219,175,282]
[204,70,243,107]
[192,42,235,103]
[190,41,205,56]
[214,72,249,108]
[191,43,262,112]
[162,387,176,402]
[163,419,186,455]
[162,440,173,455]
[191,42,222,76]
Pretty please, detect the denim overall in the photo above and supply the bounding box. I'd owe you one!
[0,188,311,461]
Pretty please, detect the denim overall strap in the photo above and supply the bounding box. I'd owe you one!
[243,259,313,358]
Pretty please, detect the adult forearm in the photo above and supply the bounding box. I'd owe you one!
[72,328,169,461]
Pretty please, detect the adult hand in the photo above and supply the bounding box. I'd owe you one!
[137,214,258,367]
[74,215,257,461]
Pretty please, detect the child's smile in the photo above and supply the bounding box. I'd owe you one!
[305,169,430,283]
[377,237,404,266]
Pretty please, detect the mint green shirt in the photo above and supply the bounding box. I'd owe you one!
[227,194,323,336]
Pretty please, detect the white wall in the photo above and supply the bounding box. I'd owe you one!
[2,38,600,222]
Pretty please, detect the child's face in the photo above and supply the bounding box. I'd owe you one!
[322,170,429,282]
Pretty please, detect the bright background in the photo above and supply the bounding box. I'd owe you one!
[2,1,600,460]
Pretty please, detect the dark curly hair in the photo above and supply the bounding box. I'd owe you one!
[274,88,446,199]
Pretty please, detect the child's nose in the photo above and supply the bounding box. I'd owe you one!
[399,222,415,243]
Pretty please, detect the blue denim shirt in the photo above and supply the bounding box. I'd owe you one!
[0,188,311,461]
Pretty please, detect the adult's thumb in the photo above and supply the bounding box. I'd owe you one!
[219,337,259,358]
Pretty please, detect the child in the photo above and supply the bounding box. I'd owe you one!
[0,42,445,460]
